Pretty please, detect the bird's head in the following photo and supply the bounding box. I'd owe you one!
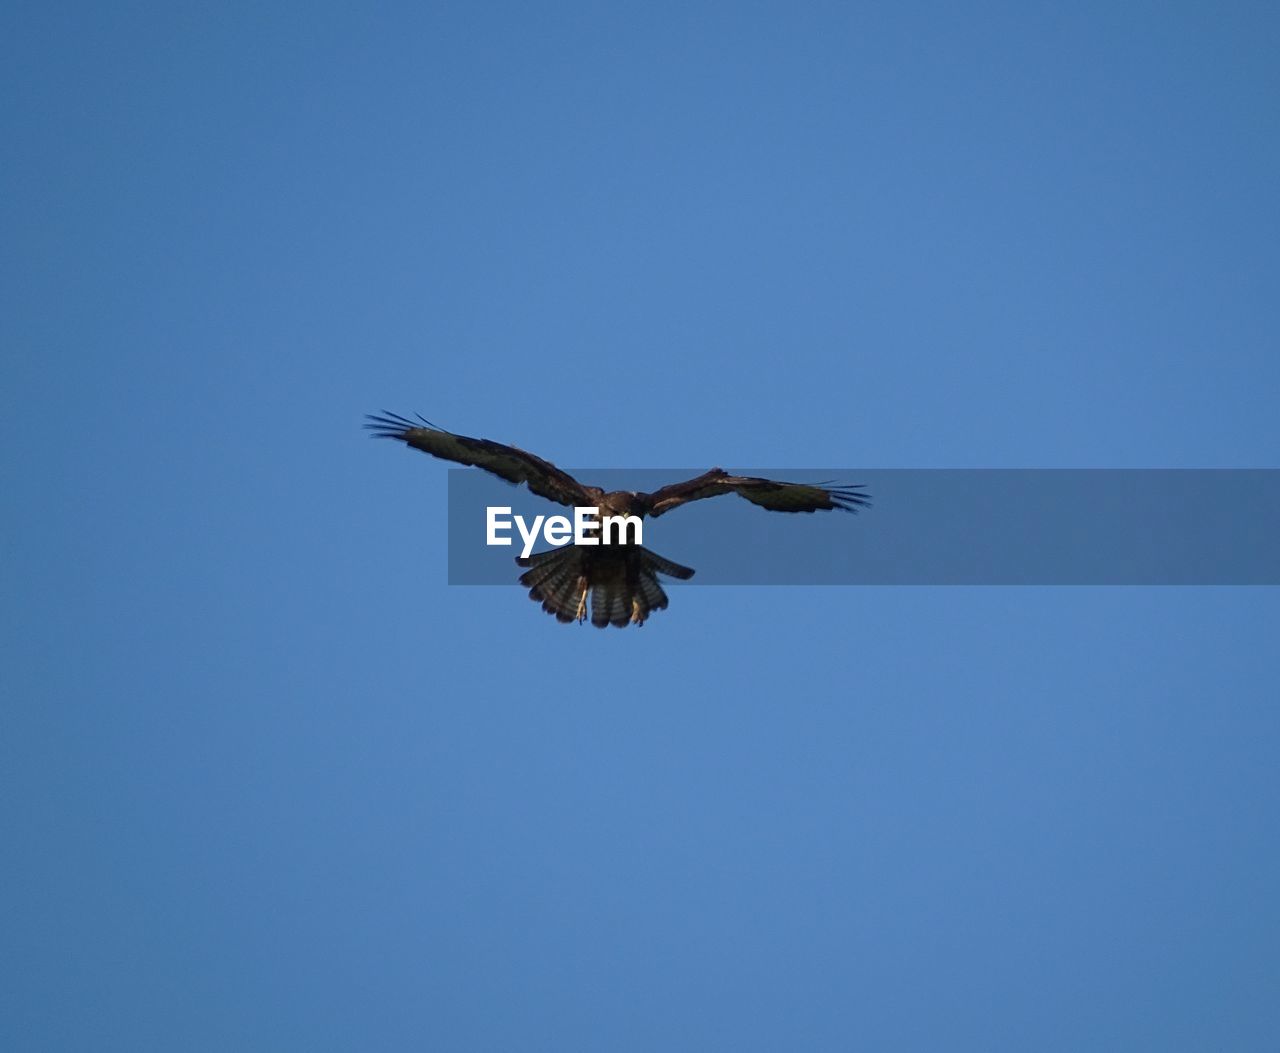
[599,490,646,518]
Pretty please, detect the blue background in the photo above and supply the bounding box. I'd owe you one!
[4,2,1278,1049]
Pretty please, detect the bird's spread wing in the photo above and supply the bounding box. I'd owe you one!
[643,469,870,518]
[365,412,591,507]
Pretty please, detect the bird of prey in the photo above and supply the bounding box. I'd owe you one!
[366,412,869,628]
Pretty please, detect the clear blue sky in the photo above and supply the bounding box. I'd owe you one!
[4,2,1278,1049]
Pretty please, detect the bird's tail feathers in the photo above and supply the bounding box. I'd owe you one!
[516,544,694,627]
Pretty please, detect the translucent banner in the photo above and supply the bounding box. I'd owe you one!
[444,469,1280,585]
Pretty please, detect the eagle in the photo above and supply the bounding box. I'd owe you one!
[366,412,869,628]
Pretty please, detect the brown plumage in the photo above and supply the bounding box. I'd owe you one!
[366,412,869,627]
[515,544,695,628]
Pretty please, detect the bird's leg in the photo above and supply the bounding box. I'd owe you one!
[631,598,645,625]
[575,577,589,623]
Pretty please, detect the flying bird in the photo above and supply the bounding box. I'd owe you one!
[366,412,870,627]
